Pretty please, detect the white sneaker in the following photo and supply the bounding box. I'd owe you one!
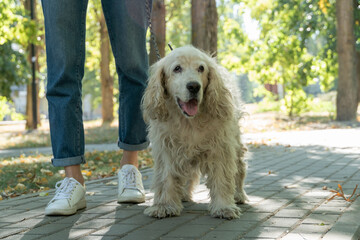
[45,177,86,216]
[118,164,145,203]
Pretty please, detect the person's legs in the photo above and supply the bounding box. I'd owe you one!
[42,0,88,215]
[102,0,150,153]
[101,0,152,203]
[42,0,89,185]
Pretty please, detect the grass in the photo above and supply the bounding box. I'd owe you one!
[0,149,153,200]
[0,119,118,150]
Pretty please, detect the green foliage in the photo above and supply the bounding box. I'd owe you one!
[0,43,29,98]
[165,0,191,51]
[243,0,339,117]
[0,96,24,121]
[0,97,12,120]
[0,0,39,98]
[217,1,249,74]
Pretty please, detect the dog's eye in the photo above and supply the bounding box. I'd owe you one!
[174,65,182,73]
[198,65,204,73]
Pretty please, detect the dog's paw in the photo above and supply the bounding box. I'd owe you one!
[234,190,249,204]
[144,204,182,218]
[181,195,193,202]
[210,205,241,219]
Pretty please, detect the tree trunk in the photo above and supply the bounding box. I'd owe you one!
[357,51,360,103]
[149,0,165,66]
[336,0,358,121]
[100,11,114,125]
[24,0,40,129]
[191,0,218,55]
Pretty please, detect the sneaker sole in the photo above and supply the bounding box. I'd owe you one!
[45,198,87,216]
[117,195,145,203]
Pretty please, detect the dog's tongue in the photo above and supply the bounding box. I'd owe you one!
[180,99,198,116]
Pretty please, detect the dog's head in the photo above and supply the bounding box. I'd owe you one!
[142,45,233,122]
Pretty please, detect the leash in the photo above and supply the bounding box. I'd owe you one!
[145,0,161,61]
[145,0,173,62]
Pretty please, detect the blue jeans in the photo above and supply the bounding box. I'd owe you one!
[41,0,151,167]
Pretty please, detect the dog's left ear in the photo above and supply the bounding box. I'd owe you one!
[203,58,234,120]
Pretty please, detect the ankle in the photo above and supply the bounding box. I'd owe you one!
[64,165,85,186]
[120,151,139,168]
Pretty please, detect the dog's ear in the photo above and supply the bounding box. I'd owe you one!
[203,58,234,120]
[142,60,169,122]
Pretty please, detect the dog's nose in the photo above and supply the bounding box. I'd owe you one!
[186,82,201,94]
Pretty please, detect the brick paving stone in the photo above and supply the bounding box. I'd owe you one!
[164,224,213,238]
[188,215,226,226]
[302,213,339,225]
[89,223,139,236]
[82,205,118,214]
[199,230,244,240]
[322,223,360,240]
[281,233,314,240]
[142,217,192,231]
[72,218,117,229]
[215,219,257,231]
[54,213,102,225]
[121,229,170,240]
[237,212,271,222]
[260,217,299,228]
[45,228,96,240]
[243,226,288,239]
[20,224,71,235]
[291,223,331,237]
[160,237,194,240]
[119,213,156,225]
[274,209,310,218]
[78,236,115,240]
[0,228,27,239]
[2,234,42,240]
[98,209,141,219]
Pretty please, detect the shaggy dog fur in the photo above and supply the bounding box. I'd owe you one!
[141,45,248,219]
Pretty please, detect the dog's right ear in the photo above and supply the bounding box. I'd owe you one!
[142,60,169,122]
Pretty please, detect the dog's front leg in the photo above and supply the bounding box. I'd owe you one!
[144,153,183,218]
[206,157,241,219]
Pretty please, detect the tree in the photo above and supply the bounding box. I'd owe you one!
[149,0,166,65]
[24,0,40,129]
[99,10,114,124]
[336,0,358,121]
[191,0,218,54]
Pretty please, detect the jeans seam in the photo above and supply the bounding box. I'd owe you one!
[75,0,87,156]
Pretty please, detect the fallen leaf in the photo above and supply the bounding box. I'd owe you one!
[17,178,27,183]
[39,192,49,197]
[14,183,26,191]
[105,181,118,186]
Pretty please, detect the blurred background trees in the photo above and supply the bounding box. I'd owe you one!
[0,0,359,127]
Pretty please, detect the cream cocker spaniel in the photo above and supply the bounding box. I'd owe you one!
[142,45,248,219]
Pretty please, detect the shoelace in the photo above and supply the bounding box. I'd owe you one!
[52,178,77,201]
[122,169,138,189]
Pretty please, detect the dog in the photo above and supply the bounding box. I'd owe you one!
[141,45,248,219]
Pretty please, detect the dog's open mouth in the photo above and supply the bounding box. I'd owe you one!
[177,98,198,117]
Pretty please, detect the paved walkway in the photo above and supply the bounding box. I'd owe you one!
[1,129,360,240]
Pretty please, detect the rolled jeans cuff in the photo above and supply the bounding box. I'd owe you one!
[51,155,86,167]
[118,139,150,151]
